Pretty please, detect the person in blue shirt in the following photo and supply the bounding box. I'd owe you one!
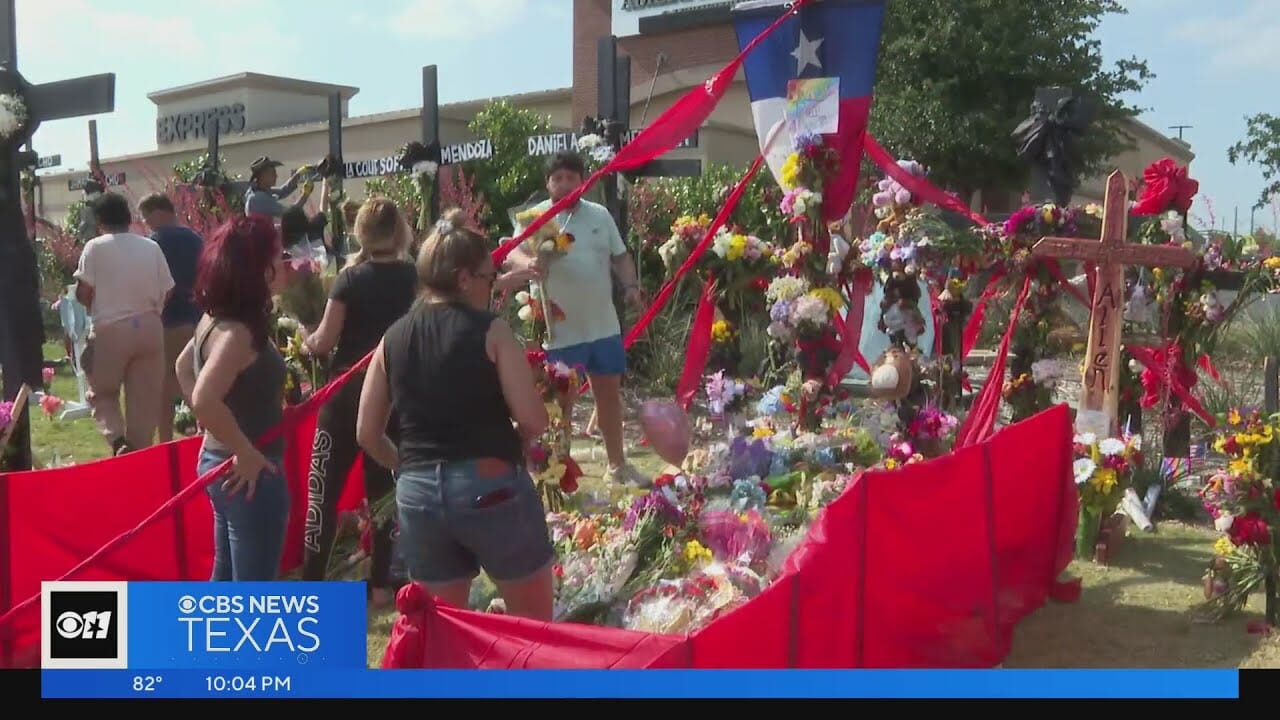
[139,192,205,442]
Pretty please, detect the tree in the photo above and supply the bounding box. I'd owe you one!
[1227,113,1280,210]
[868,0,1153,201]
[467,100,553,234]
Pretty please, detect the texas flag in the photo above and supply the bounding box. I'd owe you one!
[731,0,887,222]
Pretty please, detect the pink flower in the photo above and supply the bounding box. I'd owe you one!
[40,394,63,418]
[41,367,55,386]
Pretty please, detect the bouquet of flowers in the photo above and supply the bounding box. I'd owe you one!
[549,511,652,623]
[526,352,583,511]
[657,214,712,273]
[515,207,574,344]
[1071,432,1143,559]
[277,240,336,330]
[701,227,777,312]
[1195,408,1280,621]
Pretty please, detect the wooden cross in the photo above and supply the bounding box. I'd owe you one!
[0,0,115,471]
[1031,169,1198,438]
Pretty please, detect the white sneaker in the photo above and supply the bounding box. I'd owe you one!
[604,462,652,488]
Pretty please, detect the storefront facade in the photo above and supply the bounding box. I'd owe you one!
[33,0,1193,225]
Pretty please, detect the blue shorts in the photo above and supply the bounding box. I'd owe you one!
[396,459,554,584]
[546,334,626,377]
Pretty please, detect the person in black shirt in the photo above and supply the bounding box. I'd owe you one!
[355,208,554,621]
[139,192,205,443]
[300,198,417,605]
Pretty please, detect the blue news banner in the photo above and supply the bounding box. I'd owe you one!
[39,581,1241,699]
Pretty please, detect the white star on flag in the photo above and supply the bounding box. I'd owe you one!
[792,29,824,74]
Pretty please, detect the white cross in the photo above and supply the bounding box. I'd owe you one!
[792,29,824,74]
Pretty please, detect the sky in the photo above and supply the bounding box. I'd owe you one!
[17,0,1279,233]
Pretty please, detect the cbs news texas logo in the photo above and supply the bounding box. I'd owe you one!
[42,581,129,669]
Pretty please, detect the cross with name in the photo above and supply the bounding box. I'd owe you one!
[0,0,115,471]
[1032,169,1198,438]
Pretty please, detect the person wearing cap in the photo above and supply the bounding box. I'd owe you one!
[244,156,314,219]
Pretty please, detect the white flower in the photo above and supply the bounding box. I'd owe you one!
[711,229,732,258]
[517,305,534,322]
[1129,359,1142,374]
[0,94,28,140]
[1074,432,1097,447]
[766,276,811,304]
[515,291,531,304]
[276,316,299,332]
[411,160,438,179]
[1098,438,1126,457]
[576,133,604,151]
[1031,359,1062,386]
[1214,513,1234,533]
[1073,458,1097,485]
[1126,434,1143,452]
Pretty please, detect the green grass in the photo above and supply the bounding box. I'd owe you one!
[30,341,113,468]
[1006,523,1280,668]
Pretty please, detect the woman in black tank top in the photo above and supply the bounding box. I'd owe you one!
[174,215,291,582]
[356,209,556,621]
[296,199,417,603]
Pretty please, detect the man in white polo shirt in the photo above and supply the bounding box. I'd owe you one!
[74,192,174,455]
[506,152,649,487]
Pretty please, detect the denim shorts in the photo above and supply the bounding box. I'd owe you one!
[546,334,626,377]
[395,458,554,585]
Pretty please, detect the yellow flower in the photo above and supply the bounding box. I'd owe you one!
[1214,536,1235,556]
[752,423,775,439]
[726,234,747,261]
[683,540,713,567]
[711,320,735,344]
[884,459,898,471]
[554,232,574,253]
[809,287,844,315]
[780,152,801,190]
[1265,257,1280,270]
[1090,468,1118,495]
[1228,457,1254,476]
[1084,203,1103,217]
[1153,268,1165,283]
[1040,204,1058,223]
[1228,409,1242,426]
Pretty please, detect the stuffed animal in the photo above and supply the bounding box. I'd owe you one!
[868,346,914,401]
[878,268,927,346]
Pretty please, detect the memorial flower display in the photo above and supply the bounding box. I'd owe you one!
[1072,432,1142,559]
[1196,408,1280,621]
[518,421,879,632]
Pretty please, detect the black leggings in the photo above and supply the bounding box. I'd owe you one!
[301,372,396,587]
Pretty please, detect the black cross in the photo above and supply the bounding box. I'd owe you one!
[0,0,115,471]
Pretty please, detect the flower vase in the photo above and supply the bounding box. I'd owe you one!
[1076,505,1102,561]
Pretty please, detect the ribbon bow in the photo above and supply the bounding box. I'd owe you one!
[1126,342,1214,428]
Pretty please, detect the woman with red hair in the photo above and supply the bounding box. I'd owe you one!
[175,215,290,581]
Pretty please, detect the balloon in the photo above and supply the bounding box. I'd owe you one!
[639,400,691,467]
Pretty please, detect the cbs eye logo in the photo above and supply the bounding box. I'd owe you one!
[42,581,129,669]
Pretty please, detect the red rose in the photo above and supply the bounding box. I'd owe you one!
[528,445,548,465]
[1132,158,1199,216]
[553,564,564,579]
[1229,513,1270,546]
[654,473,676,488]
